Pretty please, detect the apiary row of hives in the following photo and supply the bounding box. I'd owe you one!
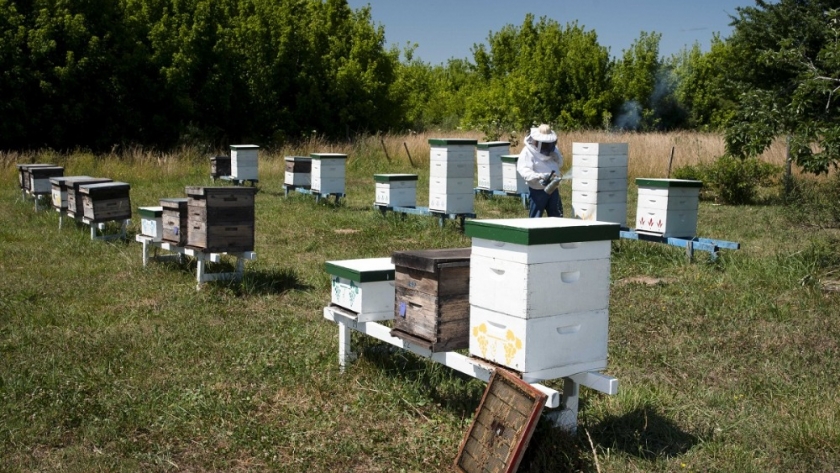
[283,153,348,195]
[325,217,621,379]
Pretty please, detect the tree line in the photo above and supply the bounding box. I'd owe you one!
[1,0,837,172]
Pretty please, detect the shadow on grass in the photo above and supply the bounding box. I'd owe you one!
[587,405,701,460]
[158,258,311,295]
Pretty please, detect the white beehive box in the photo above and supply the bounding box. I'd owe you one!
[325,257,396,322]
[230,144,259,180]
[138,206,164,241]
[476,141,509,190]
[635,178,702,237]
[429,192,474,214]
[572,177,628,193]
[374,174,418,207]
[573,154,629,168]
[572,202,628,225]
[284,156,312,187]
[572,142,629,156]
[430,159,474,179]
[572,165,627,181]
[429,177,473,194]
[500,155,528,194]
[428,138,477,180]
[571,190,627,205]
[470,306,609,376]
[311,153,347,194]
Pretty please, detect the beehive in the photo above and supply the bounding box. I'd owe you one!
[428,138,477,214]
[464,217,619,376]
[17,164,55,192]
[571,142,629,225]
[325,257,396,322]
[185,186,256,252]
[390,248,471,352]
[50,176,92,211]
[635,178,702,237]
[374,174,418,207]
[78,182,132,223]
[138,206,164,241]
[160,198,189,245]
[476,141,509,190]
[230,144,259,180]
[65,177,113,218]
[310,153,347,194]
[284,156,312,188]
[500,155,527,194]
[210,155,231,179]
[28,166,64,195]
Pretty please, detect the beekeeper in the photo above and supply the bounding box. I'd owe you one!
[517,124,563,218]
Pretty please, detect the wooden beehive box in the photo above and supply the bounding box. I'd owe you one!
[325,257,396,322]
[185,186,256,253]
[17,164,55,191]
[160,198,189,245]
[65,177,113,218]
[374,174,418,207]
[210,155,231,179]
[138,206,164,241]
[284,156,312,187]
[500,155,527,194]
[454,369,546,473]
[635,178,702,237]
[230,144,259,180]
[78,182,132,223]
[390,247,471,352]
[28,166,64,195]
[476,141,509,190]
[50,176,92,211]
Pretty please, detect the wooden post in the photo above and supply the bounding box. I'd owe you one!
[667,146,675,178]
[380,137,391,162]
[403,142,417,168]
[784,135,792,199]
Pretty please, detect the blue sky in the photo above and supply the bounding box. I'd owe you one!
[345,0,758,64]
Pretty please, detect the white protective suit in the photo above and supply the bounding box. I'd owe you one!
[516,130,563,190]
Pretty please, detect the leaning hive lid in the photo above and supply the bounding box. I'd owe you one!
[464,218,619,245]
[454,369,547,473]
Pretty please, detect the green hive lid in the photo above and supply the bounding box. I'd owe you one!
[138,206,163,218]
[230,144,259,150]
[428,138,478,146]
[636,178,703,188]
[310,153,347,159]
[464,217,620,245]
[325,257,395,282]
[374,174,418,183]
[500,155,519,163]
[477,141,511,149]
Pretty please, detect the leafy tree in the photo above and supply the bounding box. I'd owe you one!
[724,0,840,174]
[669,37,735,130]
[610,31,666,130]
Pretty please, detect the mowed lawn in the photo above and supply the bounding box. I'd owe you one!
[1,137,839,472]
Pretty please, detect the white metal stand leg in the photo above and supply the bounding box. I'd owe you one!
[338,321,356,372]
[196,257,207,289]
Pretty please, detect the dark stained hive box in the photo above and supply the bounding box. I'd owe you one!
[50,176,92,211]
[65,177,113,218]
[79,181,132,222]
[160,198,189,246]
[17,164,55,191]
[210,155,231,178]
[390,247,471,352]
[185,186,256,253]
[28,166,64,195]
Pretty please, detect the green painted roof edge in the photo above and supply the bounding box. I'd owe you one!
[464,220,620,245]
[500,155,519,163]
[428,138,478,146]
[325,262,395,282]
[310,153,348,159]
[138,206,163,218]
[374,174,419,182]
[477,142,511,149]
[635,178,703,188]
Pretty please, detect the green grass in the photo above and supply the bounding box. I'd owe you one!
[1,149,839,472]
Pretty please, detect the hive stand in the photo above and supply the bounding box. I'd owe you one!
[323,304,618,432]
[81,218,129,241]
[134,235,256,289]
[373,204,476,229]
[22,191,51,212]
[473,187,530,209]
[284,184,344,204]
[619,228,741,261]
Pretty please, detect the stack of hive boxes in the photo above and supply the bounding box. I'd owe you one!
[230,144,259,181]
[28,166,65,197]
[390,248,472,352]
[501,155,528,194]
[374,174,418,207]
[428,138,477,214]
[325,258,396,322]
[50,176,91,212]
[464,218,619,381]
[311,153,347,195]
[635,178,703,237]
[65,178,113,219]
[476,141,509,191]
[571,143,629,225]
[17,164,54,194]
[160,198,189,246]
[186,186,256,253]
[284,156,312,188]
[78,182,132,223]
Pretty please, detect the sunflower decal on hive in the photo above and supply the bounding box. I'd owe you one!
[472,323,523,367]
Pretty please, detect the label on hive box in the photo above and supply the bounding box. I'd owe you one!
[141,217,163,241]
[428,193,474,214]
[469,306,609,374]
[635,207,698,238]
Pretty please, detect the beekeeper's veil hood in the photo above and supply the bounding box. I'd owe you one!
[528,124,557,157]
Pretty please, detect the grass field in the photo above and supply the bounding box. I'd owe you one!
[1,132,839,472]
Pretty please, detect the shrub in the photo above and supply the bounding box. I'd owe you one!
[674,155,781,205]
